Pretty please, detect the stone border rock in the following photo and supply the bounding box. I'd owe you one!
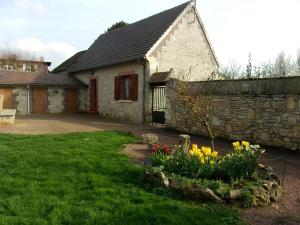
[144,164,283,207]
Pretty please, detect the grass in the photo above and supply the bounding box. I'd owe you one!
[0,131,246,225]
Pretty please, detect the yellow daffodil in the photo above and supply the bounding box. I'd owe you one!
[232,141,240,148]
[242,141,250,149]
[211,151,218,158]
[197,152,203,158]
[200,158,205,164]
[201,146,212,156]
[189,150,194,155]
[192,144,198,152]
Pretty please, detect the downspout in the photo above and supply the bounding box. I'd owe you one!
[143,60,147,124]
[138,57,147,124]
[27,84,30,115]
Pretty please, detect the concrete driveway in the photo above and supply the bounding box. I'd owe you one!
[0,114,147,135]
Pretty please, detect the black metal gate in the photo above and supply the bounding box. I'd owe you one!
[152,86,166,124]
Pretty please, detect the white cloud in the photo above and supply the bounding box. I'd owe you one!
[14,37,77,69]
[0,17,27,31]
[14,0,46,13]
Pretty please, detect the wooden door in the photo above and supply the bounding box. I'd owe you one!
[65,88,78,113]
[0,88,13,109]
[89,79,98,112]
[32,88,47,114]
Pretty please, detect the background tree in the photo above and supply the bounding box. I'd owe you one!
[218,60,242,80]
[0,46,35,61]
[245,52,253,79]
[106,21,128,33]
[273,51,298,77]
[0,46,36,72]
[296,48,300,74]
[219,51,299,79]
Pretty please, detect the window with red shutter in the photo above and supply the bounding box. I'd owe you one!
[130,74,138,101]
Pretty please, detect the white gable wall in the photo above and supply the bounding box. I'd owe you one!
[147,7,218,81]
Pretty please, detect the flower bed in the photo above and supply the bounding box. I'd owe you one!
[144,140,283,207]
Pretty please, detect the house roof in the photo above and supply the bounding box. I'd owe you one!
[0,71,86,87]
[69,1,191,73]
[52,50,86,73]
[148,71,170,84]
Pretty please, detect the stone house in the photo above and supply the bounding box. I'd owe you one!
[61,1,218,123]
[0,58,87,115]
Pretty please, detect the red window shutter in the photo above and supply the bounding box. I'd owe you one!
[120,78,125,100]
[130,74,138,101]
[114,76,120,100]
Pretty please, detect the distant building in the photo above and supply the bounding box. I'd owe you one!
[0,56,86,114]
[0,57,51,73]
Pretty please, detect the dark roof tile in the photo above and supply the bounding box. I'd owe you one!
[52,50,86,73]
[0,71,86,87]
[69,1,190,73]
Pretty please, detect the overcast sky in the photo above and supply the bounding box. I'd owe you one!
[1,0,299,69]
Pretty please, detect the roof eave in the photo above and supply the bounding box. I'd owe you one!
[69,57,147,74]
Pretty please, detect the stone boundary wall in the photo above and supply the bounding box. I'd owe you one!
[165,77,300,150]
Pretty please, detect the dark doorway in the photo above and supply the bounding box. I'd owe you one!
[152,86,166,125]
[89,79,98,112]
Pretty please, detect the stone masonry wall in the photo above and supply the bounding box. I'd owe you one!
[166,77,300,150]
[74,62,146,123]
[14,87,29,115]
[78,87,87,112]
[48,88,64,113]
[94,62,145,123]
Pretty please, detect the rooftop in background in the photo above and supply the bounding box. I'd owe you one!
[69,1,191,73]
[0,58,51,73]
[52,50,86,73]
[0,71,85,87]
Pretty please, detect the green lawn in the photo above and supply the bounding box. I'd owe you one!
[0,131,246,225]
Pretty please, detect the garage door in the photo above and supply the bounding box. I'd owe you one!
[65,88,78,113]
[0,88,14,109]
[32,88,47,114]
